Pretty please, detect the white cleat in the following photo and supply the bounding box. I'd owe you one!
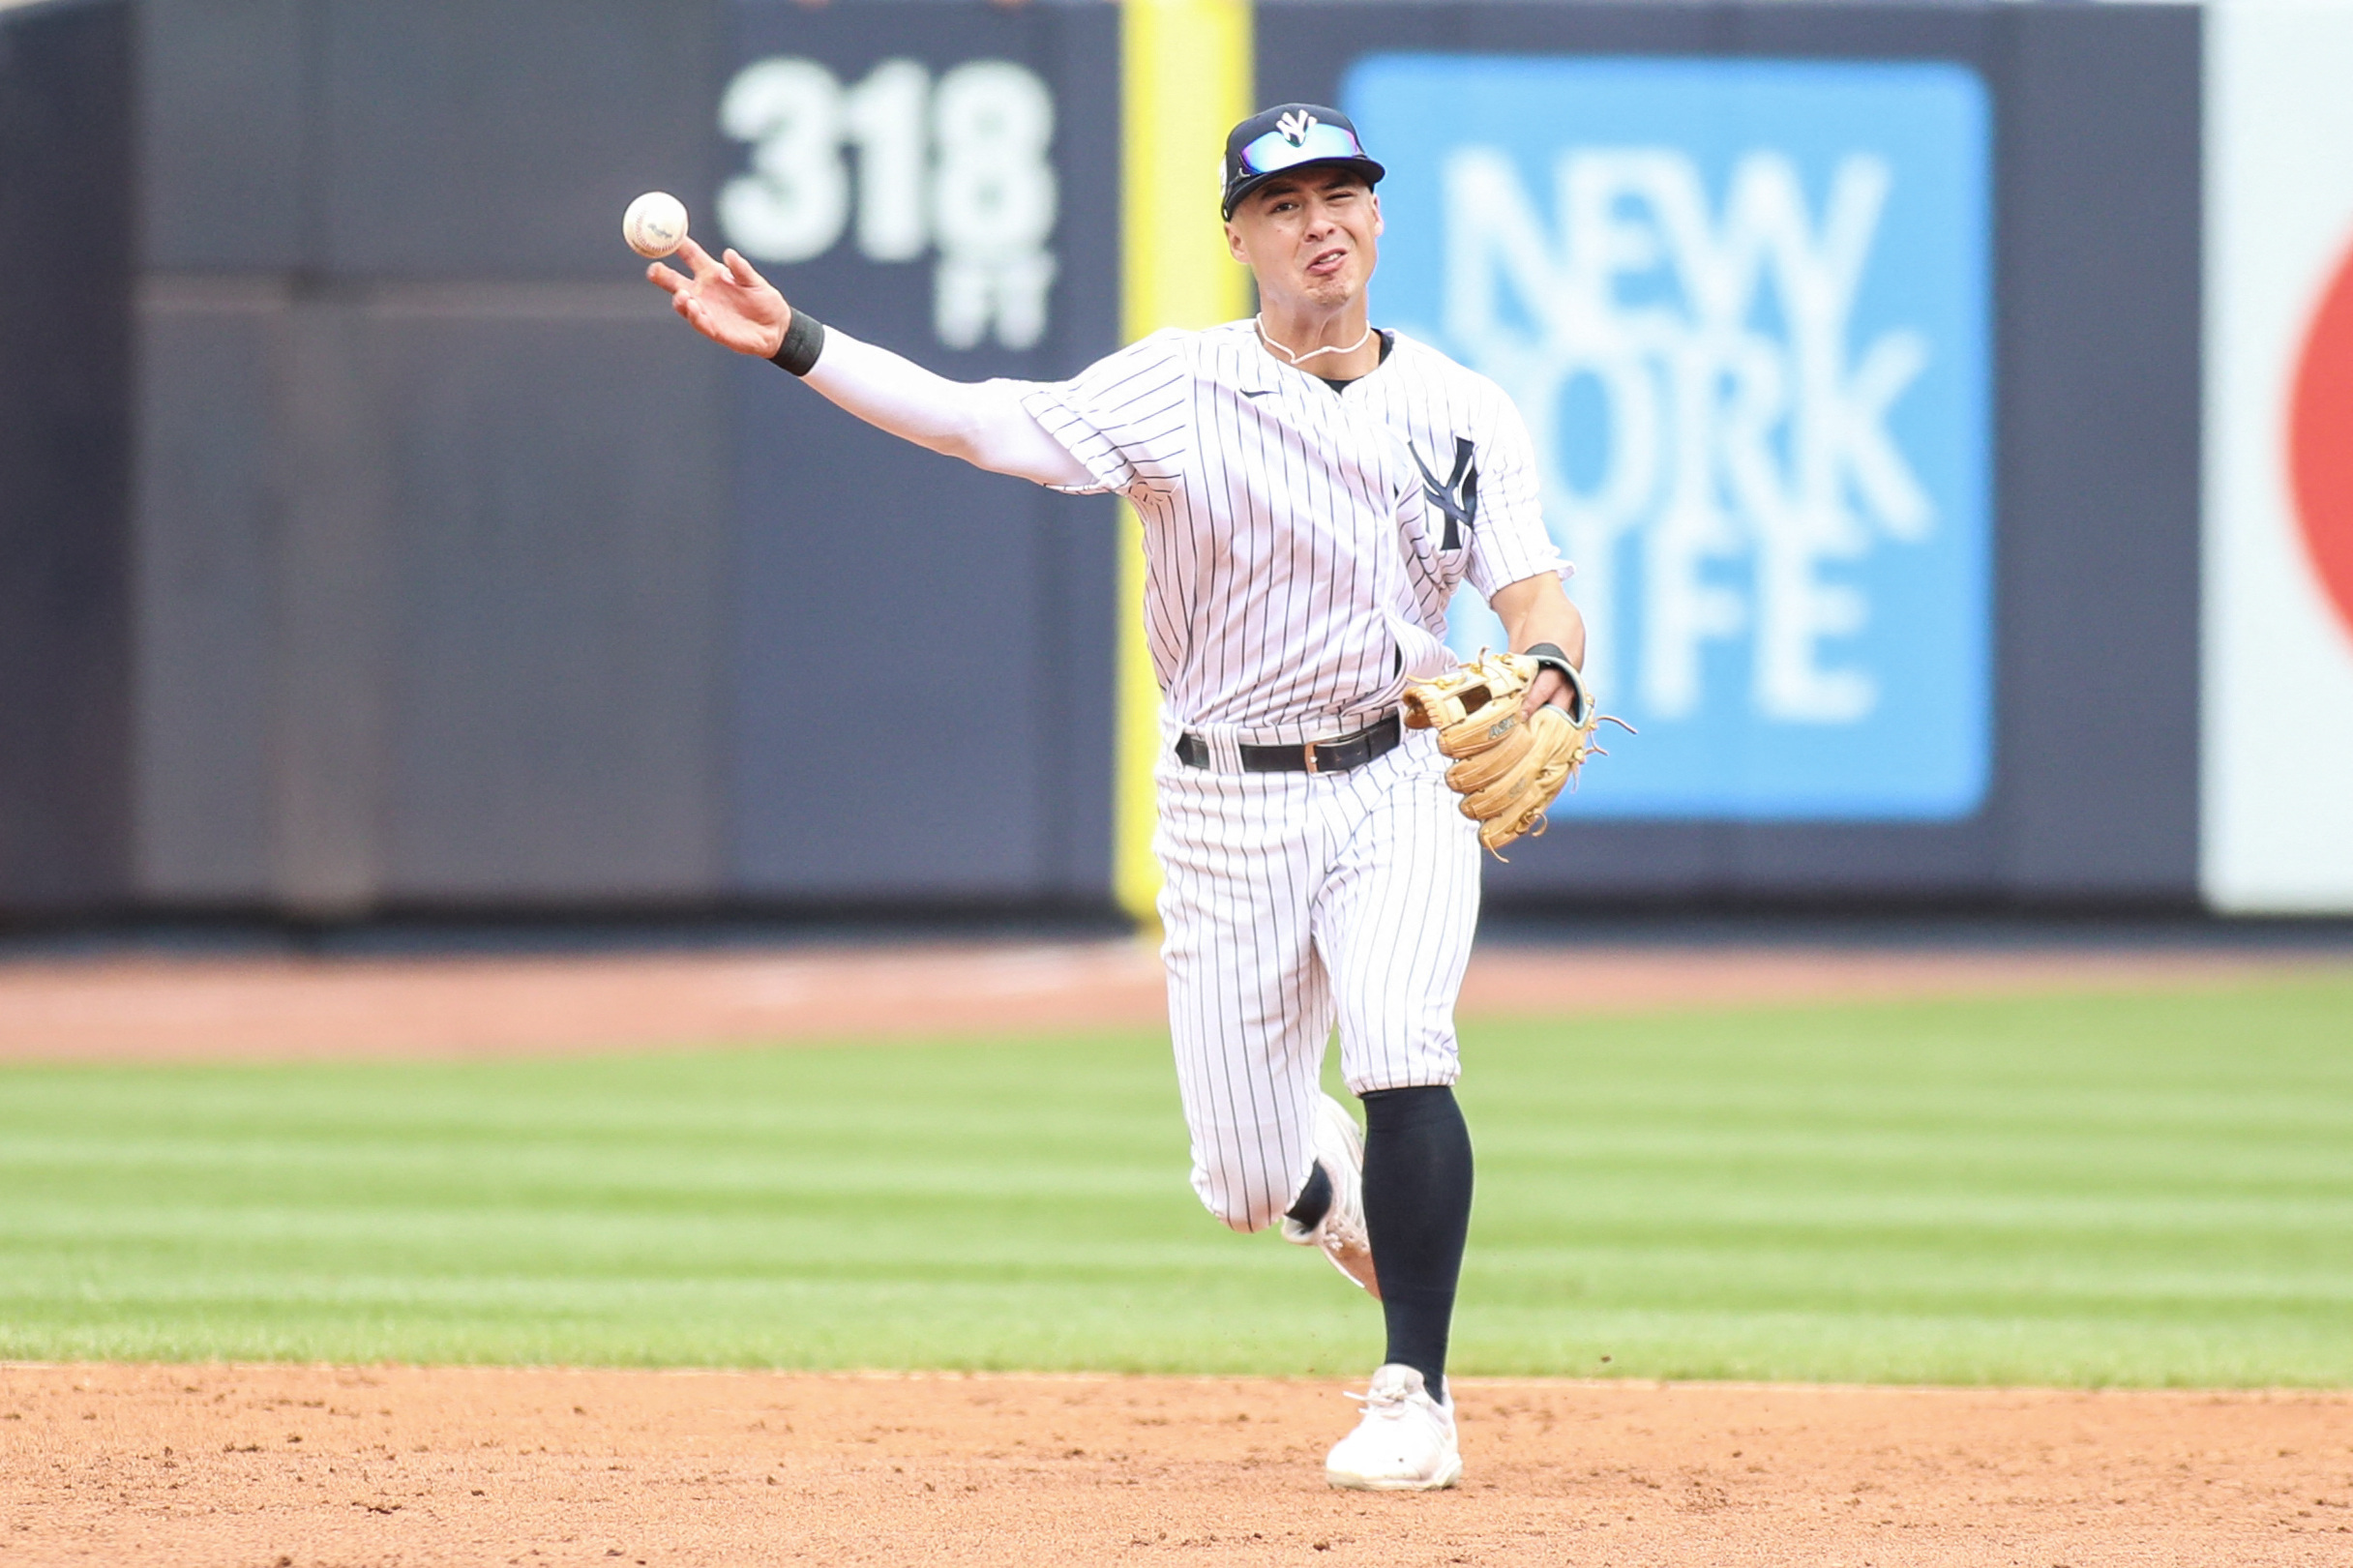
[1280,1092,1380,1298]
[1325,1363,1463,1491]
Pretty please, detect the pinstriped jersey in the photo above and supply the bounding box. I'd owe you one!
[1018,319,1566,743]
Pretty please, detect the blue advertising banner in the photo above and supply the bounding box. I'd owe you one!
[1347,56,1991,820]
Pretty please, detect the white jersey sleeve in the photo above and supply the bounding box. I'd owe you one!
[1461,392,1568,600]
[1016,330,1192,499]
[797,330,1092,488]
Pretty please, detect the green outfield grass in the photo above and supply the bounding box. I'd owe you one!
[2,976,2349,1386]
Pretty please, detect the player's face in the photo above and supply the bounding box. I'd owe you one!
[1225,169,1383,311]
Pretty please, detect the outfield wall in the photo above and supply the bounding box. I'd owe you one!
[1,0,2344,921]
[0,0,135,912]
[1252,1,2205,907]
[117,0,1121,920]
[2204,0,2353,914]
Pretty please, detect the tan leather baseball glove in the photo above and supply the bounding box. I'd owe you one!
[1400,650,1623,856]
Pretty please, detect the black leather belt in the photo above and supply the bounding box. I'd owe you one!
[1175,712,1403,775]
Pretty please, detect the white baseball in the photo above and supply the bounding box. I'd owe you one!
[622,192,689,259]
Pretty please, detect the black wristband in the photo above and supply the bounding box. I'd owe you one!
[1521,641,1592,725]
[769,309,826,376]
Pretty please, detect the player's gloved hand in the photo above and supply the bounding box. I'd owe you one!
[1400,651,1629,857]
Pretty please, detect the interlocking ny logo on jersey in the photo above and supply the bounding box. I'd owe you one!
[1350,55,1991,821]
[1277,109,1317,145]
[1412,437,1479,550]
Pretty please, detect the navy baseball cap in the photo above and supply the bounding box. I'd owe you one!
[1220,104,1385,221]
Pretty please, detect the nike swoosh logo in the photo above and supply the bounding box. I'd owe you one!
[1240,388,1279,399]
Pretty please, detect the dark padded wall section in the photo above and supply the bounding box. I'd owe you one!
[318,0,723,280]
[1996,6,2202,897]
[371,313,732,901]
[1257,0,2202,905]
[131,1,304,904]
[137,0,307,272]
[132,295,278,901]
[139,0,722,279]
[0,0,134,913]
[727,0,1119,902]
[131,0,737,914]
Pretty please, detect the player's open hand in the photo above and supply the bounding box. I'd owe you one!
[648,237,789,359]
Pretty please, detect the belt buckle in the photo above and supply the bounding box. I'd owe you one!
[1302,740,1323,775]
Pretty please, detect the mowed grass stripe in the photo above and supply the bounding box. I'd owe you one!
[1,977,2347,1384]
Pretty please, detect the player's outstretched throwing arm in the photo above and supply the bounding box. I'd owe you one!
[646,237,1092,489]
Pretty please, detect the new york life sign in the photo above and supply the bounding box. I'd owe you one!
[1351,57,1991,819]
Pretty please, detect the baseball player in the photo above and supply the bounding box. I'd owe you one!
[651,104,1592,1491]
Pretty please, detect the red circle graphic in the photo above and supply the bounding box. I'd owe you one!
[2287,243,2353,641]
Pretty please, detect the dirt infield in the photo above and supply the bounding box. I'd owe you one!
[2,936,2344,1061]
[5,1363,2349,1567]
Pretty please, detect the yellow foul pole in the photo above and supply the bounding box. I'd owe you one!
[1117,0,1253,930]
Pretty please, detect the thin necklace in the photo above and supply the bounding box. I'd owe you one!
[1255,315,1374,368]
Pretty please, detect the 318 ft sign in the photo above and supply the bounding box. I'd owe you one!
[718,56,1059,351]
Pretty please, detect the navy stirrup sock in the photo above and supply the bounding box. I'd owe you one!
[1359,1084,1474,1403]
[1286,1162,1334,1229]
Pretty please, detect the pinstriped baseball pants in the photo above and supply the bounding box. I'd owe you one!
[1153,726,1483,1234]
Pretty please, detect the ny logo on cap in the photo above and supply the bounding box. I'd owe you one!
[1276,109,1318,146]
